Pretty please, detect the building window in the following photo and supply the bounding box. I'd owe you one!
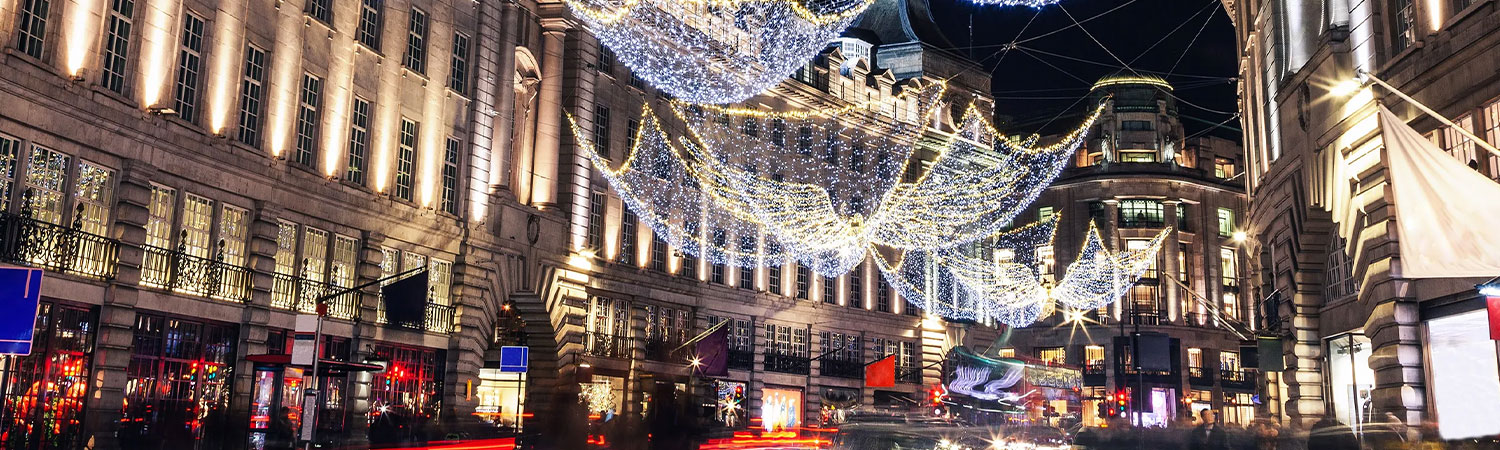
[449,32,470,95]
[629,73,645,89]
[710,229,727,284]
[1441,115,1480,169]
[295,74,323,167]
[172,13,206,122]
[587,192,605,249]
[768,263,783,296]
[1120,120,1154,131]
[797,126,814,155]
[15,0,49,59]
[122,315,238,447]
[770,119,786,147]
[305,0,331,22]
[625,119,639,155]
[23,146,70,224]
[346,97,371,185]
[369,344,444,421]
[1324,233,1359,301]
[593,106,611,159]
[738,236,755,289]
[875,280,890,313]
[597,44,614,75]
[742,118,759,137]
[795,265,810,299]
[237,45,267,147]
[822,275,836,304]
[357,0,382,50]
[1214,157,1235,179]
[1481,100,1500,180]
[1088,201,1108,226]
[1038,347,1066,365]
[441,138,461,215]
[403,8,428,74]
[1118,199,1164,228]
[650,234,667,272]
[1178,242,1190,282]
[848,265,863,308]
[1217,207,1235,237]
[681,225,698,279]
[394,118,417,201]
[619,210,637,265]
[1393,0,1416,52]
[100,0,135,94]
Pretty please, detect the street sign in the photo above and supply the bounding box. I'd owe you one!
[500,346,529,373]
[0,267,43,356]
[291,315,319,366]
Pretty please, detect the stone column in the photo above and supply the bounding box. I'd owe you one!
[560,28,599,253]
[443,241,499,421]
[1364,298,1425,424]
[1163,200,1182,323]
[490,1,520,192]
[346,230,389,446]
[1284,290,1327,428]
[231,201,281,447]
[528,19,569,208]
[84,160,153,450]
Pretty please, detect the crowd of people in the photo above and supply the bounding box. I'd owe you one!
[1071,410,1496,450]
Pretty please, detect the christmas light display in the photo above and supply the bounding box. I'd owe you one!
[568,81,1157,327]
[566,0,876,103]
[963,0,1064,7]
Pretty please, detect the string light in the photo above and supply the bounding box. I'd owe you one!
[565,0,877,103]
[963,0,1065,7]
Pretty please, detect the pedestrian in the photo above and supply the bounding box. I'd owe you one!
[1250,417,1280,450]
[1190,409,1230,450]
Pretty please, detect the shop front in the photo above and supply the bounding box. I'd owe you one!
[713,381,747,428]
[1324,333,1374,430]
[0,302,95,450]
[1422,306,1500,440]
[475,368,528,433]
[760,387,803,432]
[367,344,445,446]
[244,332,381,449]
[119,313,238,450]
[818,387,860,425]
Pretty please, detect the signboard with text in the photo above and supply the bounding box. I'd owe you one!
[0,267,43,356]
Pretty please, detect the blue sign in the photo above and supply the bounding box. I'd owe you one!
[499,346,529,373]
[0,267,43,356]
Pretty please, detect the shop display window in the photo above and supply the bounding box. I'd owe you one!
[120,314,237,450]
[0,303,96,450]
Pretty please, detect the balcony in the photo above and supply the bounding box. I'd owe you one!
[0,212,119,279]
[897,366,921,384]
[270,273,361,320]
[1189,367,1213,386]
[644,338,690,363]
[140,245,251,301]
[1119,217,1165,229]
[1222,369,1255,390]
[582,332,633,359]
[764,352,810,375]
[727,348,754,371]
[819,358,863,379]
[1083,362,1107,385]
[374,298,456,333]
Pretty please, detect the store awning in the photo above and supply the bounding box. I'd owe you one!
[245,353,386,372]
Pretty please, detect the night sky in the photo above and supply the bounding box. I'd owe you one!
[926,0,1240,138]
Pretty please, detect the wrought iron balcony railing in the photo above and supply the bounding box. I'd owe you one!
[1189,367,1213,385]
[644,338,690,363]
[819,358,863,379]
[1084,362,1107,375]
[582,332,633,359]
[140,244,251,301]
[375,300,456,334]
[764,352,810,375]
[0,212,119,279]
[270,272,361,320]
[727,348,754,371]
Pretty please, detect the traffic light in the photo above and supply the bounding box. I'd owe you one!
[1115,391,1129,415]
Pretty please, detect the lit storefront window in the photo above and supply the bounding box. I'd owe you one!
[715,381,746,427]
[120,314,237,450]
[368,344,443,445]
[1424,310,1500,440]
[476,369,527,432]
[761,387,803,432]
[0,303,95,450]
[1325,333,1374,430]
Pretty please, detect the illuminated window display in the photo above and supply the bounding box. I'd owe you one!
[1424,310,1500,440]
[120,314,237,450]
[760,387,803,431]
[0,303,95,450]
[476,368,527,432]
[1325,333,1374,429]
[715,381,747,427]
[368,344,443,444]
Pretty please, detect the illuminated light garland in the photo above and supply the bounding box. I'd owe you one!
[874,219,1170,327]
[565,0,876,103]
[963,0,1064,7]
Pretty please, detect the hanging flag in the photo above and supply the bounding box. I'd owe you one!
[381,271,428,327]
[694,324,730,377]
[1487,295,1500,340]
[1379,106,1500,278]
[865,354,896,388]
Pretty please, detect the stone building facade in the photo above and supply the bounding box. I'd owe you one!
[1004,76,1256,427]
[0,0,1011,448]
[1229,0,1500,439]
